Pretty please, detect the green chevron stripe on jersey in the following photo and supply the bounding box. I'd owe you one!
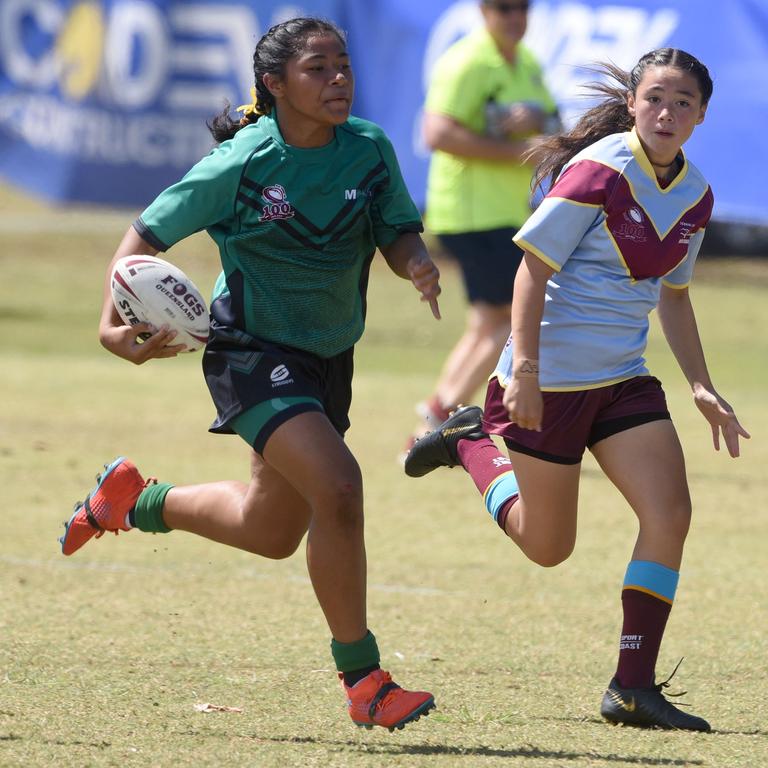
[138,113,422,358]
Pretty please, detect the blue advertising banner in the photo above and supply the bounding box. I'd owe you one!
[0,0,342,204]
[1,0,766,224]
[351,0,768,225]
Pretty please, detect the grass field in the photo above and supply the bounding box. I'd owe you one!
[1,184,766,767]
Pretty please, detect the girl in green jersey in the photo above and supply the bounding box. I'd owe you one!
[62,17,440,732]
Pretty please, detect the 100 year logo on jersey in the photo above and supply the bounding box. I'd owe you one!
[260,185,295,222]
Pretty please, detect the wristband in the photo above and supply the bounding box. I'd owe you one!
[513,359,539,378]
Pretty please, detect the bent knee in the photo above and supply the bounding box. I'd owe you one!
[523,541,575,568]
[239,531,304,559]
[672,503,692,538]
[260,538,303,560]
[642,499,692,541]
[314,477,364,530]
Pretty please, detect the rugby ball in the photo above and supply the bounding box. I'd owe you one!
[110,255,209,352]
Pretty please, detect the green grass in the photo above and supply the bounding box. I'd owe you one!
[1,183,766,767]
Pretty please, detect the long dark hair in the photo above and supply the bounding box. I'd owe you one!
[208,17,347,144]
[531,48,713,194]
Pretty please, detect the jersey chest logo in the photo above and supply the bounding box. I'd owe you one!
[613,208,648,243]
[608,205,693,279]
[604,178,711,280]
[344,188,374,201]
[678,221,695,245]
[260,184,295,222]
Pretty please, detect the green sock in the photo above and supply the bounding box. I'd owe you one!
[330,630,380,673]
[132,482,174,533]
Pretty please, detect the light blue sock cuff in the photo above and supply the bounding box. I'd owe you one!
[623,560,679,604]
[483,472,519,522]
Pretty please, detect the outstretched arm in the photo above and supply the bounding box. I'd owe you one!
[657,284,750,457]
[99,226,187,364]
[379,232,441,319]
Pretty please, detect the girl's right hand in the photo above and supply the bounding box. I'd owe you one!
[100,321,187,364]
[503,377,543,432]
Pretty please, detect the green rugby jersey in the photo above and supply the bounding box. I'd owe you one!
[135,113,422,357]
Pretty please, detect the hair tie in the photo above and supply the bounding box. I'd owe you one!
[236,86,260,117]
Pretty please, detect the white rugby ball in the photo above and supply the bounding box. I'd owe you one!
[111,255,209,352]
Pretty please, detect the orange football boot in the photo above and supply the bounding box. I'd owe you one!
[60,457,149,556]
[341,669,435,731]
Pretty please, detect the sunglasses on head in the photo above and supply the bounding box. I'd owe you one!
[484,1,530,13]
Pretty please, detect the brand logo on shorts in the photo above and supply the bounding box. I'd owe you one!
[270,364,293,387]
[260,185,295,222]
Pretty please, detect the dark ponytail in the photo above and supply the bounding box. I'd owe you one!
[531,48,713,194]
[208,17,347,144]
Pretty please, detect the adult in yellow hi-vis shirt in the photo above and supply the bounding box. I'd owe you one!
[403,0,559,456]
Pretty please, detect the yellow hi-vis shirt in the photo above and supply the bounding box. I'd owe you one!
[424,28,556,234]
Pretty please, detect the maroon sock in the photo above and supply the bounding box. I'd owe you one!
[495,497,517,532]
[615,589,672,689]
[456,436,512,493]
[456,438,519,531]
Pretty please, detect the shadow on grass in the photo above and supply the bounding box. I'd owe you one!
[542,715,768,739]
[262,735,702,765]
